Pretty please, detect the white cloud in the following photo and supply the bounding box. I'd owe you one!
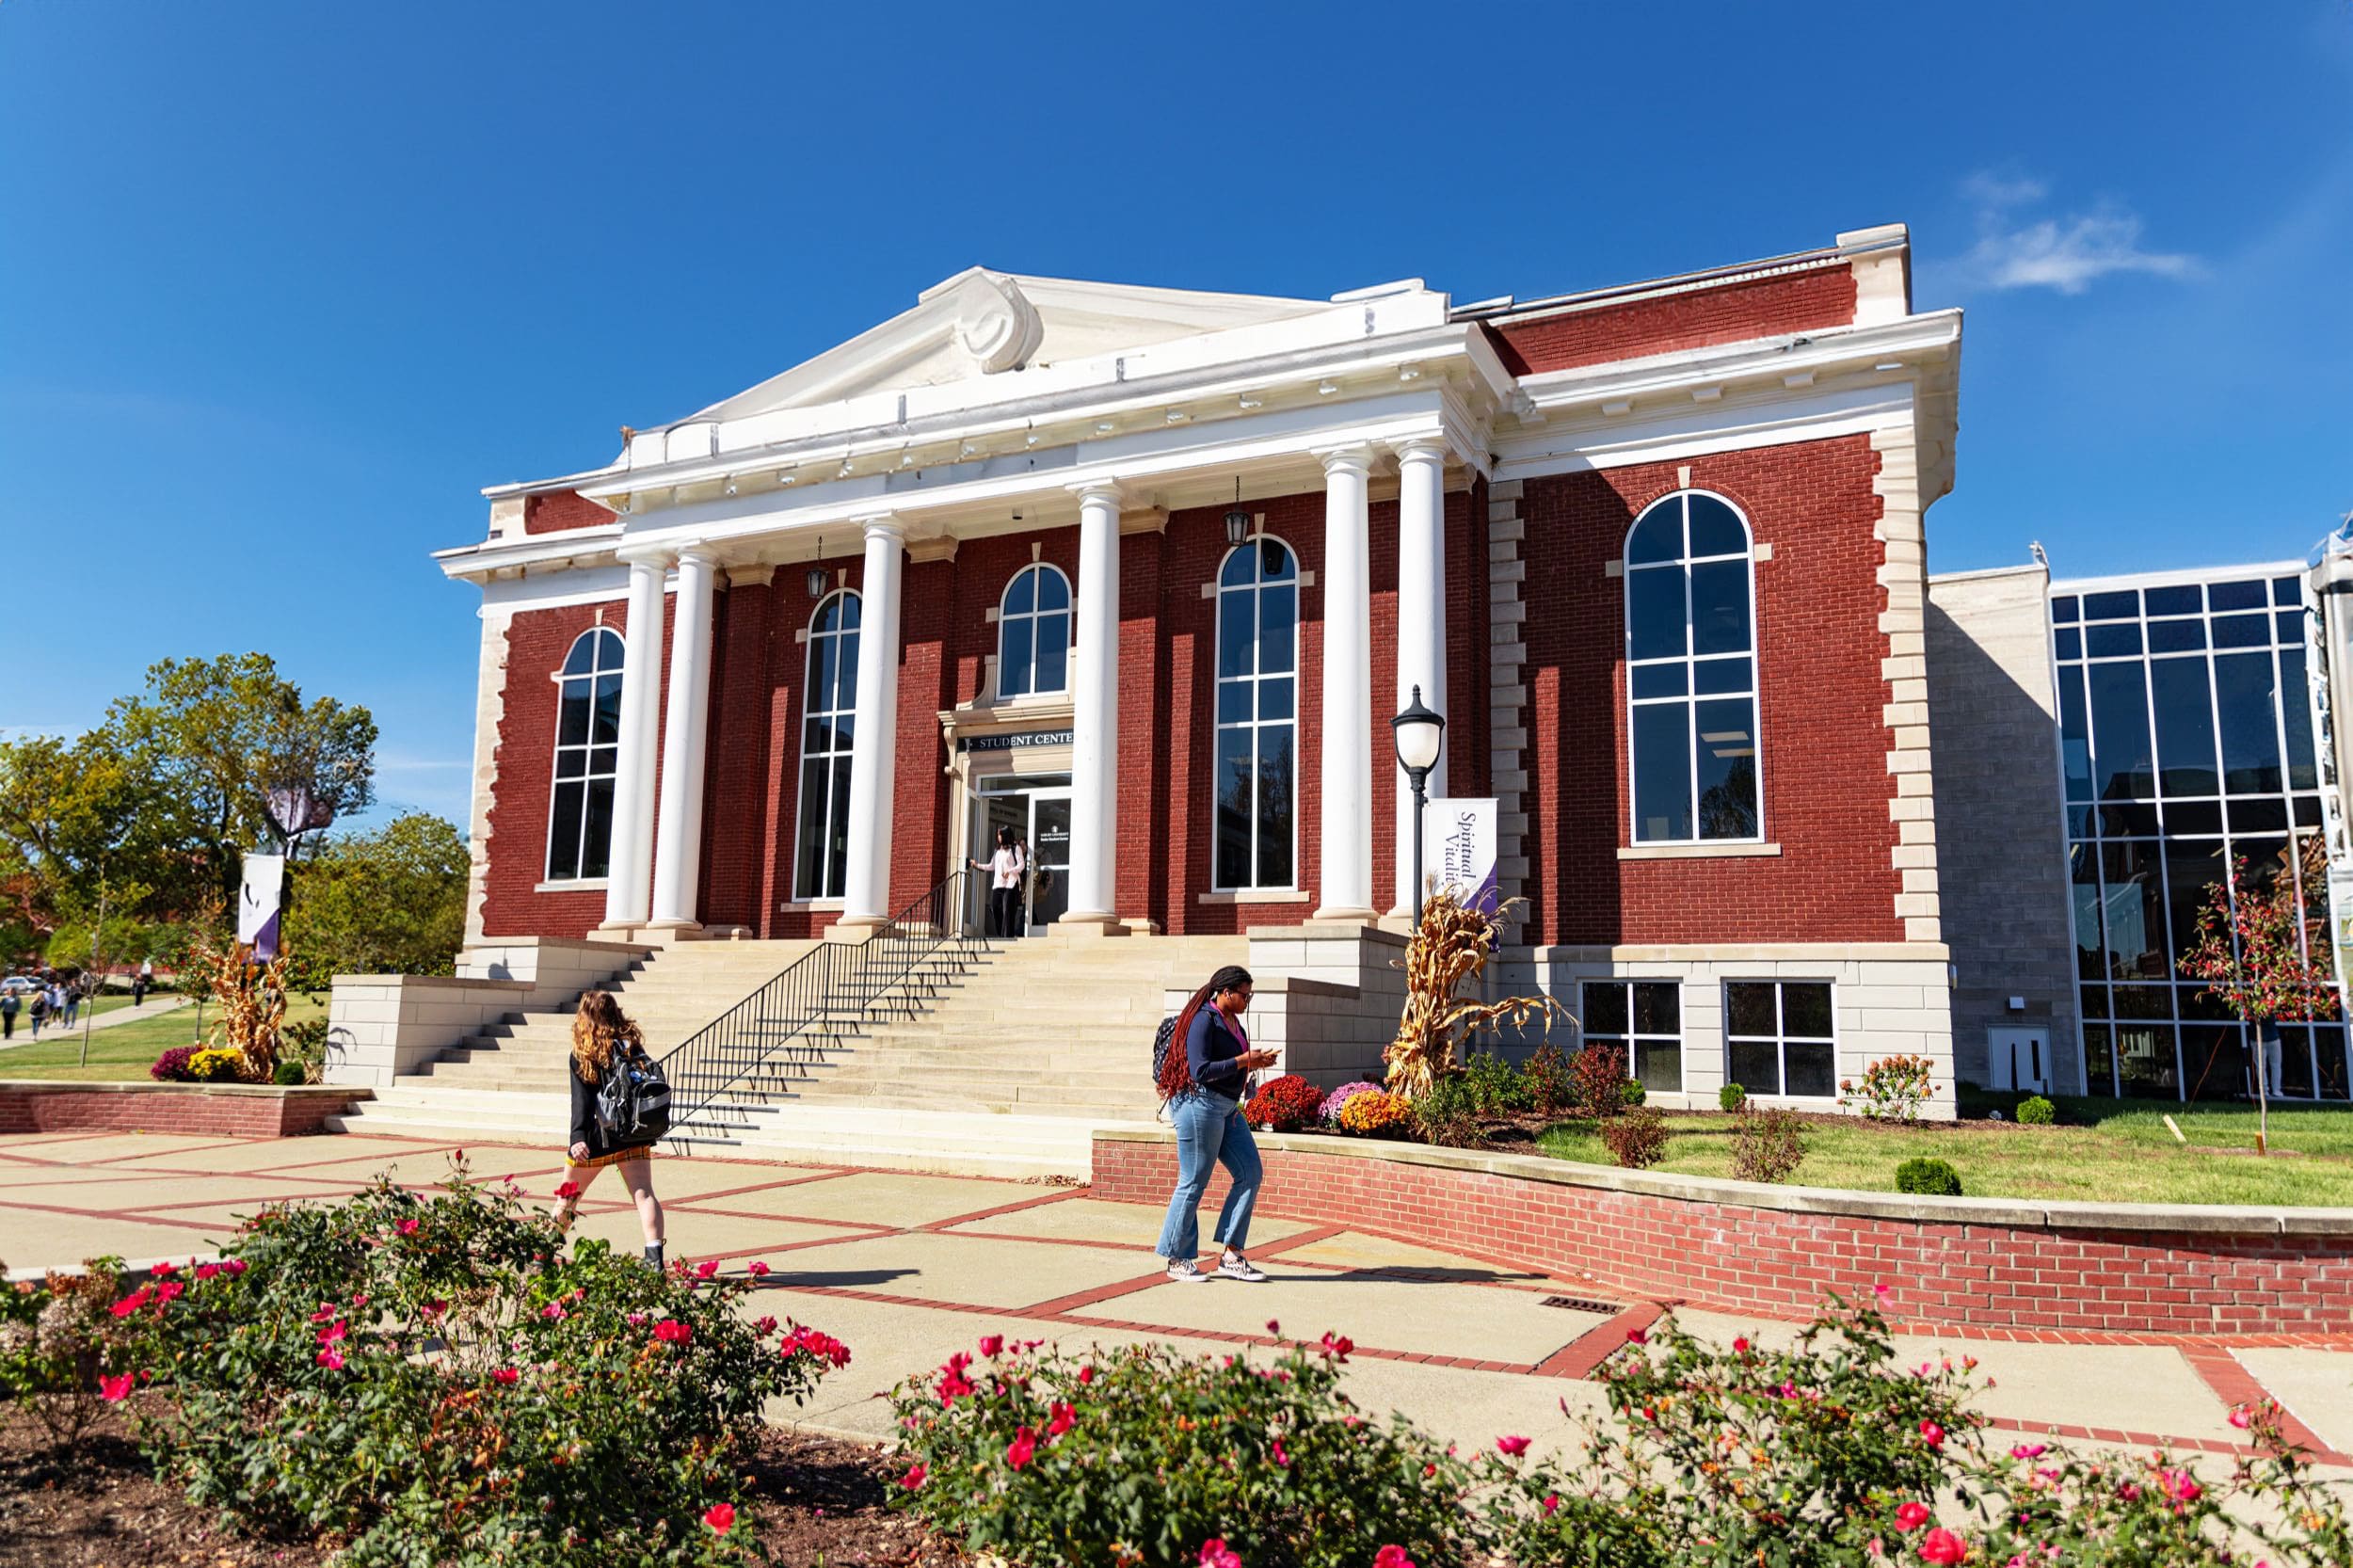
[1951,173,2202,296]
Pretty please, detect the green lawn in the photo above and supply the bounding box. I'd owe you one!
[0,993,329,1081]
[1535,1097,2353,1207]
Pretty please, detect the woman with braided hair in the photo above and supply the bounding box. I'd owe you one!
[1153,964,1278,1283]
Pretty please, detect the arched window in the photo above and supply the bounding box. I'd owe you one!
[1625,490,1760,843]
[1213,536,1299,888]
[998,564,1072,698]
[547,627,624,881]
[794,590,861,900]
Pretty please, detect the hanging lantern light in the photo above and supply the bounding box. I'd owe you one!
[1224,477,1251,547]
[807,536,827,600]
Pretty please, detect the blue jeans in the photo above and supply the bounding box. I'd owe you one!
[1155,1091,1262,1260]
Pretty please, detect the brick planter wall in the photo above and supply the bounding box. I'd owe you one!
[1093,1130,2353,1336]
[0,1082,372,1139]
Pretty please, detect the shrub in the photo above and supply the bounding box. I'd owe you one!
[889,1329,1473,1568]
[1719,1081,1746,1112]
[1622,1078,1647,1107]
[2015,1095,2056,1125]
[1602,1106,1668,1169]
[0,1256,135,1449]
[280,1016,329,1078]
[1412,1075,1487,1149]
[1729,1106,1806,1183]
[184,1048,245,1083]
[1522,1043,1574,1115]
[149,1046,200,1083]
[1895,1157,1963,1196]
[1243,1074,1325,1133]
[1569,1043,1628,1121]
[270,1060,307,1087]
[1836,1053,1938,1123]
[1337,1090,1415,1137]
[1460,1049,1534,1114]
[109,1160,845,1564]
[1317,1080,1384,1123]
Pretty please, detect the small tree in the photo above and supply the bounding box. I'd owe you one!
[2178,836,2342,1153]
[1384,890,1565,1100]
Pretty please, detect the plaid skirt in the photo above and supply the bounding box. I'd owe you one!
[566,1144,653,1172]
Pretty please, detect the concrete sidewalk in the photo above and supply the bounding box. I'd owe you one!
[1,992,189,1048]
[3,1128,2348,1470]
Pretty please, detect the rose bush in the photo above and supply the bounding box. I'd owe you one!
[888,1329,1470,1568]
[105,1160,847,1566]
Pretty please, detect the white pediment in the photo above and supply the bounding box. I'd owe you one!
[696,268,1330,421]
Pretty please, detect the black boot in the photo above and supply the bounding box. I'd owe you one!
[644,1242,664,1270]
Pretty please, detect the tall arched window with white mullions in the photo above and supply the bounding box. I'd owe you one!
[547,627,625,881]
[1625,490,1761,843]
[998,563,1072,698]
[794,590,862,900]
[1213,536,1299,888]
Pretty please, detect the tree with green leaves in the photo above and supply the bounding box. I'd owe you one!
[101,653,377,908]
[0,732,160,952]
[281,812,469,986]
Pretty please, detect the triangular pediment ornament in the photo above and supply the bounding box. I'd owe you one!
[696,269,1327,422]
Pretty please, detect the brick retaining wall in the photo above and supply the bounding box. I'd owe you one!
[0,1082,371,1139]
[1092,1130,2353,1336]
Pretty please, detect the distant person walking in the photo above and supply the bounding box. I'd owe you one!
[0,990,18,1042]
[28,988,48,1040]
[550,990,667,1269]
[1153,964,1277,1284]
[132,965,151,1007]
[58,981,79,1029]
[970,825,1026,939]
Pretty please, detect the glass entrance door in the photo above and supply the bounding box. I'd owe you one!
[973,775,1071,937]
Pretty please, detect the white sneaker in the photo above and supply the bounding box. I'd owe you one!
[1218,1253,1268,1283]
[1166,1257,1209,1284]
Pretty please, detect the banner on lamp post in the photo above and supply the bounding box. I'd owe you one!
[1423,797,1499,915]
[238,854,286,960]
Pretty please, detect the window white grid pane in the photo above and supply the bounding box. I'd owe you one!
[547,628,624,881]
[998,564,1074,698]
[795,592,861,901]
[1214,539,1299,889]
[1625,492,1759,844]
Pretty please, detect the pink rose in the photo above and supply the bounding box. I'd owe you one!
[980,1334,1004,1357]
[1895,1501,1931,1532]
[99,1373,134,1402]
[1918,1418,1945,1448]
[1497,1434,1531,1457]
[1199,1541,1242,1568]
[1373,1548,1417,1568]
[315,1347,345,1371]
[899,1463,926,1490]
[1919,1528,1968,1564]
[1006,1426,1036,1470]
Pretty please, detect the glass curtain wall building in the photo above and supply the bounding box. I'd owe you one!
[2052,564,2351,1102]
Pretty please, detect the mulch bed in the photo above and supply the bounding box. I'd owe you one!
[0,1406,962,1567]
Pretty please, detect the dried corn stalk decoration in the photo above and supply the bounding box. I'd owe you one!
[186,903,290,1082]
[1382,889,1566,1100]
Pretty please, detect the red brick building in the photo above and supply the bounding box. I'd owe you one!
[438,228,1962,1111]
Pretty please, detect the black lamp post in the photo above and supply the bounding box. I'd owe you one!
[1391,684,1446,925]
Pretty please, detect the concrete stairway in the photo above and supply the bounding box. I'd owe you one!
[695,933,1250,1175]
[327,940,824,1144]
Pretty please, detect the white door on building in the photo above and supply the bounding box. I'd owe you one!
[1987,1028,2050,1095]
[973,774,1072,936]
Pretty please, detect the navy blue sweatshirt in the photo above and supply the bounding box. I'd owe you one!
[1185,1006,1253,1102]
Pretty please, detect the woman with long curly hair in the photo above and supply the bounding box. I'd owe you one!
[1153,964,1278,1284]
[550,989,667,1268]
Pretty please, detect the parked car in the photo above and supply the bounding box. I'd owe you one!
[0,976,43,997]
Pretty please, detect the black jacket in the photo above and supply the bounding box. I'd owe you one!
[568,1044,652,1160]
[1185,1006,1254,1102]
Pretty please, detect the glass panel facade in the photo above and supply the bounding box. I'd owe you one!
[794,592,861,901]
[1213,539,1301,888]
[1624,491,1760,843]
[2052,571,2346,1100]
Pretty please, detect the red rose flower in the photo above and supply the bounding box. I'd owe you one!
[1497,1434,1531,1457]
[1006,1426,1037,1469]
[315,1347,345,1371]
[899,1463,926,1490]
[1047,1400,1076,1437]
[1077,1366,1096,1384]
[979,1334,1003,1357]
[1895,1501,1931,1532]
[1373,1547,1417,1568]
[653,1320,692,1344]
[747,1261,771,1276]
[1732,1336,1751,1353]
[1918,1527,1967,1564]
[99,1373,134,1402]
[695,1259,719,1280]
[1199,1540,1241,1568]
[702,1502,735,1534]
[553,1181,579,1199]
[1918,1419,1945,1449]
[395,1218,420,1237]
[492,1367,520,1385]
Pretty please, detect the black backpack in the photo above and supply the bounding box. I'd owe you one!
[1148,1013,1180,1088]
[595,1048,673,1144]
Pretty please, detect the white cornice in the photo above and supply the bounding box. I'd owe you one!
[1512,312,1959,414]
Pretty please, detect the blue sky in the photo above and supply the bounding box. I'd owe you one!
[4,3,2347,829]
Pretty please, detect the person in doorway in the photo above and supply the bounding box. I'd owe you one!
[969,825,1025,938]
[1,988,18,1042]
[1153,965,1279,1284]
[549,990,668,1269]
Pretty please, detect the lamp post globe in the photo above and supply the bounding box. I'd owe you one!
[1391,685,1447,924]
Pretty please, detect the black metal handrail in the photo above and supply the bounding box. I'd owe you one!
[655,868,987,1143]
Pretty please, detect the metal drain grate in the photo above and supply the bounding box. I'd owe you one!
[1538,1294,1623,1315]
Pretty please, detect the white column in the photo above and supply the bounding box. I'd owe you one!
[603,548,670,929]
[648,545,718,930]
[1316,445,1377,921]
[839,517,905,930]
[1392,437,1449,915]
[1064,481,1124,930]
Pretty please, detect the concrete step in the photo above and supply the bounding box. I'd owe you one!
[662,1104,1147,1178]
